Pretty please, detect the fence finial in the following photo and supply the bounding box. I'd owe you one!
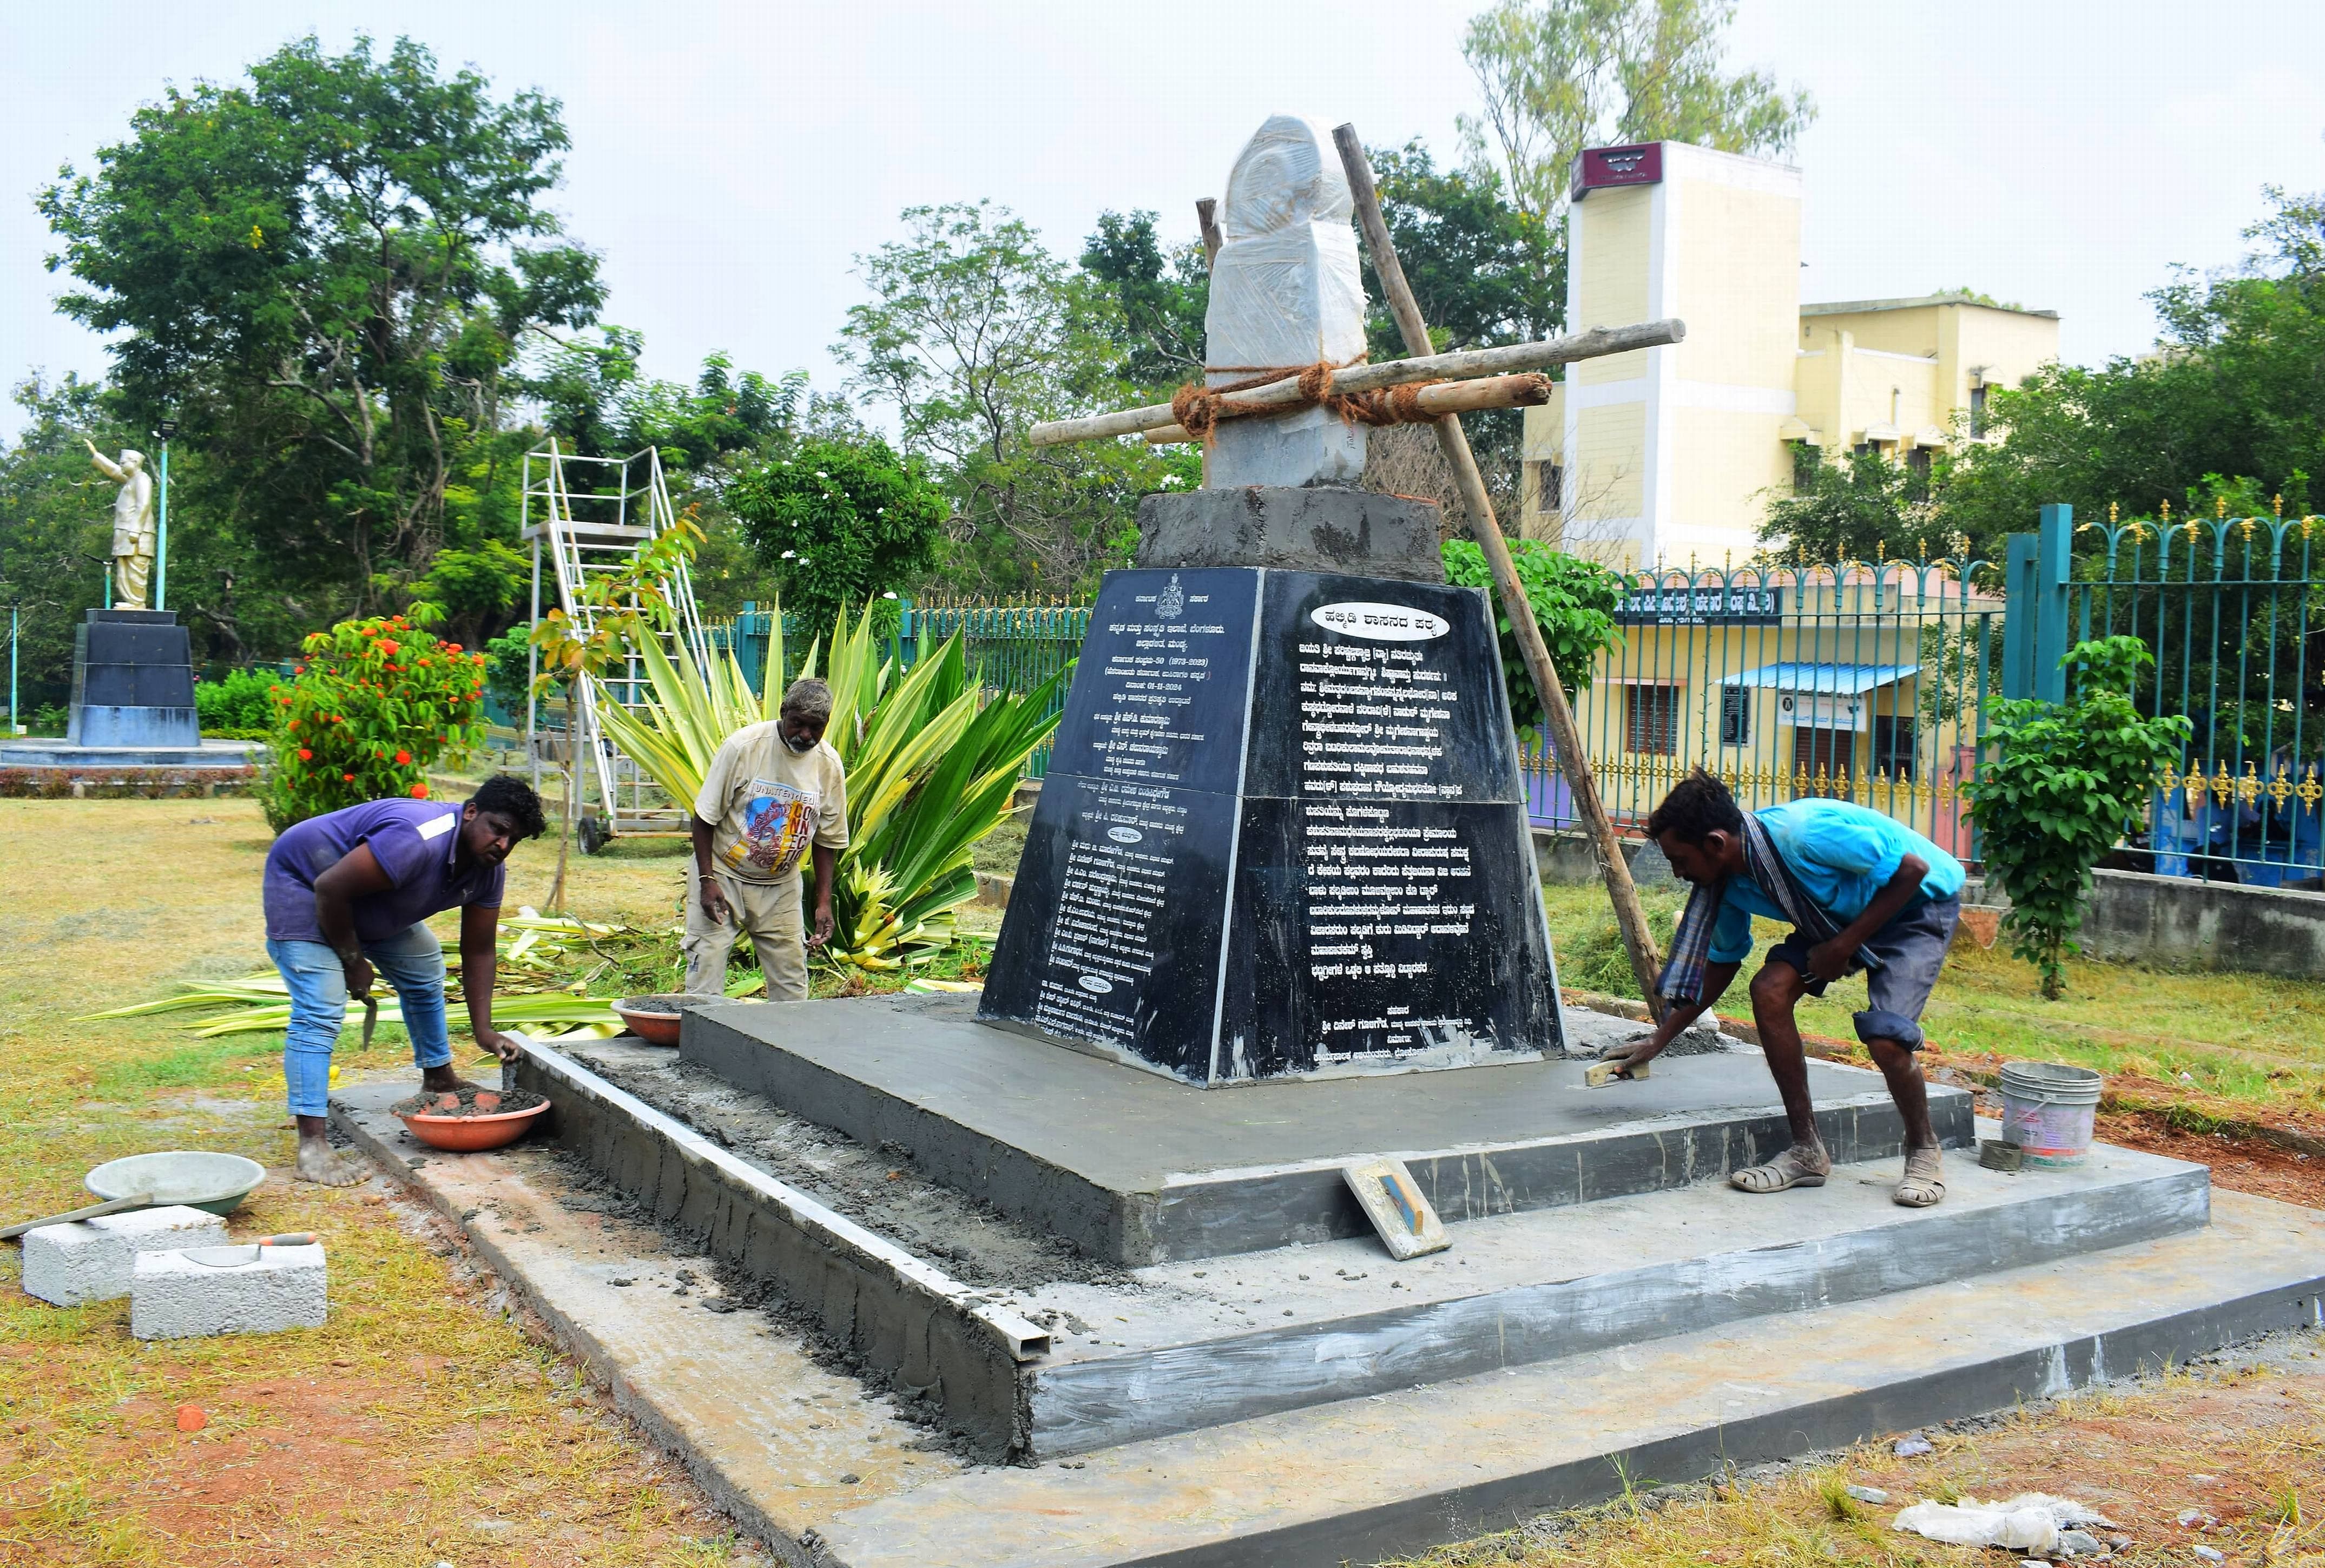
[2217,495,2229,519]
[2275,493,2286,518]
[2109,501,2119,525]
[2161,498,2171,523]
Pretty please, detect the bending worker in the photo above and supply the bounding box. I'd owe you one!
[1611,768,1965,1208]
[261,774,547,1185]
[685,676,849,1000]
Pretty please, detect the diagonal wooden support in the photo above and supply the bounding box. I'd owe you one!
[1331,123,1668,1019]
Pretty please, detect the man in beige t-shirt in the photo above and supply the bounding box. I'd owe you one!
[685,677,849,1000]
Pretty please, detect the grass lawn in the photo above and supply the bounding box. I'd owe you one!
[0,796,761,1565]
[1540,882,2325,1128]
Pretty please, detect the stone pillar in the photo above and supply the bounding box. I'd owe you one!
[1203,115,1371,490]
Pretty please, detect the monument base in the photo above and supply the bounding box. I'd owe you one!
[67,608,199,748]
[1136,485,1445,583]
[684,993,1975,1266]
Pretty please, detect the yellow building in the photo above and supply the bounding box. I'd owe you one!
[1520,141,2060,567]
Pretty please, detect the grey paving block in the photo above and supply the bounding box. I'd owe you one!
[129,1243,327,1339]
[21,1205,229,1306]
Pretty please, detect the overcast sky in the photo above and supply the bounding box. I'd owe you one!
[5,1,2321,432]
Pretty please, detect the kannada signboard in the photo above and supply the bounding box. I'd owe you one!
[1615,585,1784,625]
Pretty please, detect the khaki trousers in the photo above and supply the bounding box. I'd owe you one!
[683,860,809,1002]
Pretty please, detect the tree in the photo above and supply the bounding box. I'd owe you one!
[837,202,1196,599]
[1943,189,2325,549]
[1080,211,1209,389]
[39,34,604,636]
[1459,0,1814,228]
[726,439,947,630]
[1963,637,2190,998]
[1760,444,1942,565]
[1365,141,1562,357]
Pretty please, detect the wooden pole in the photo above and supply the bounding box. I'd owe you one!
[1025,318,1682,448]
[1332,122,1667,1019]
[1195,197,1222,267]
[1143,371,1553,444]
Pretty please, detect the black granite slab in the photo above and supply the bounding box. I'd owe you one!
[980,566,1560,1084]
[68,609,199,747]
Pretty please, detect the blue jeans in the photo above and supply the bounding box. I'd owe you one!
[265,925,453,1117]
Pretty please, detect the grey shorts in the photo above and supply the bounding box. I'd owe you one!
[1764,895,1960,1050]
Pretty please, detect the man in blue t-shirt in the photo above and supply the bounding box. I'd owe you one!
[261,774,545,1184]
[1612,769,1964,1207]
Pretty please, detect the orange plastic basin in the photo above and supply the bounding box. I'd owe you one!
[396,1095,551,1152]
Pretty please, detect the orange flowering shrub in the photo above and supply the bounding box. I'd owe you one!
[260,614,489,832]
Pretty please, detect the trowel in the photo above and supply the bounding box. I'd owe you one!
[180,1233,321,1268]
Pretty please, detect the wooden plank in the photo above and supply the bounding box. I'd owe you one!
[1026,319,1683,448]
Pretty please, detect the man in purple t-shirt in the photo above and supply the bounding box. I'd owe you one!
[262,774,545,1184]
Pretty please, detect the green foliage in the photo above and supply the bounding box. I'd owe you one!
[1941,187,2325,550]
[194,668,278,732]
[1459,0,1814,226]
[838,201,1198,598]
[1761,443,1942,565]
[261,614,490,831]
[38,33,602,640]
[725,439,946,630]
[483,625,534,713]
[1962,637,2192,999]
[597,600,1066,973]
[1365,140,1561,355]
[1441,538,1625,740]
[1079,211,1208,388]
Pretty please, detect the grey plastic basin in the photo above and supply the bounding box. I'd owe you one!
[84,1151,266,1215]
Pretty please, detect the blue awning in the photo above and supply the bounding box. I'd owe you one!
[1730,662,1919,694]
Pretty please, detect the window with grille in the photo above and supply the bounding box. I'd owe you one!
[1529,459,1563,515]
[1872,715,1918,781]
[1718,684,1751,746]
[1626,684,1679,755]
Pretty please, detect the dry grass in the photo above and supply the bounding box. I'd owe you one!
[0,796,763,1566]
[1391,1349,2325,1568]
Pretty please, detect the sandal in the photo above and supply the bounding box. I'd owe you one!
[1730,1142,1832,1194]
[1894,1147,1945,1208]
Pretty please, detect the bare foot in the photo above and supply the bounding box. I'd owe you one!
[295,1136,367,1187]
[419,1065,484,1095]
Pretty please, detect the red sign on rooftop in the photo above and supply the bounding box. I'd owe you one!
[1572,142,1663,199]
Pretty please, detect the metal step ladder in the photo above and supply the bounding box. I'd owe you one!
[520,440,712,849]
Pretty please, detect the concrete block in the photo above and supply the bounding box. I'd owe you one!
[1136,486,1446,583]
[21,1205,230,1306]
[130,1243,327,1339]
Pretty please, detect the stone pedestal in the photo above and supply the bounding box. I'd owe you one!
[1136,486,1446,584]
[68,608,199,748]
[979,560,1561,1084]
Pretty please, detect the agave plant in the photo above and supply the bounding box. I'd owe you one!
[598,599,1066,974]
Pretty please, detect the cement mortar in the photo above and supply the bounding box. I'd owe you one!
[565,1043,1128,1294]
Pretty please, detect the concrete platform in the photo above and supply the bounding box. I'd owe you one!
[327,1068,2325,1568]
[482,1035,2208,1461]
[680,994,1976,1264]
[0,739,261,770]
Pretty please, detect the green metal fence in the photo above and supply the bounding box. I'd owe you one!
[689,508,2325,880]
[1522,558,2003,862]
[2059,505,2325,887]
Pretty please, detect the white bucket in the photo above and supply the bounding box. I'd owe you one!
[1997,1061,2103,1167]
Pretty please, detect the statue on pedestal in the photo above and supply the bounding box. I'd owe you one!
[85,439,156,610]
